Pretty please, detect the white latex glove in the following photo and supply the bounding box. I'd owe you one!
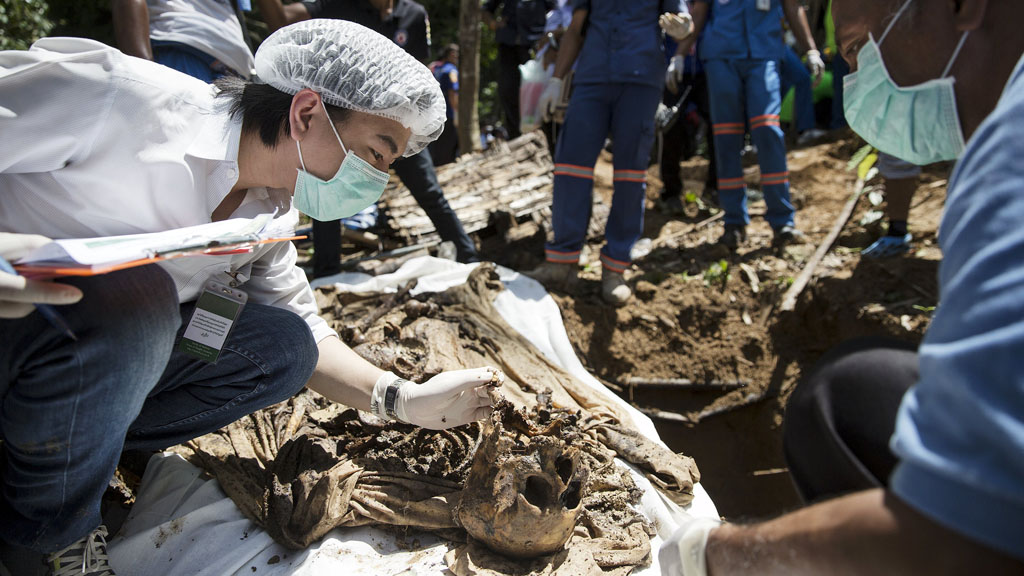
[666,54,685,93]
[659,12,694,41]
[805,49,825,88]
[0,233,83,319]
[371,368,505,430]
[658,512,721,576]
[538,76,564,123]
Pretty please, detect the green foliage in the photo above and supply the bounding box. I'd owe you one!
[46,0,117,46]
[703,259,730,289]
[0,0,54,50]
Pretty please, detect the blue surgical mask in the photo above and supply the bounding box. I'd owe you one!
[293,100,390,221]
[843,0,970,165]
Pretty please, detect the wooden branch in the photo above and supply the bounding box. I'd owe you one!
[625,377,749,391]
[779,178,866,313]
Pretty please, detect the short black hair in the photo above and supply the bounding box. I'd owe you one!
[442,43,459,60]
[214,77,351,148]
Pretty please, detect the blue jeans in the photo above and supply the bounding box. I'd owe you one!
[0,266,317,553]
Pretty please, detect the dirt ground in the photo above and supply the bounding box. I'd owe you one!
[475,134,949,521]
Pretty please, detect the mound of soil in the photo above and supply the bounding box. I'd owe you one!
[478,134,947,520]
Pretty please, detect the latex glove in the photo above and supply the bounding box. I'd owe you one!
[666,54,685,93]
[538,76,564,123]
[805,49,826,87]
[862,233,912,258]
[659,12,694,41]
[658,512,721,576]
[371,368,505,430]
[0,233,83,319]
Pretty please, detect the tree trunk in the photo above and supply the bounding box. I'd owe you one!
[457,0,481,153]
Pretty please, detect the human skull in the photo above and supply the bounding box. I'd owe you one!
[455,406,589,558]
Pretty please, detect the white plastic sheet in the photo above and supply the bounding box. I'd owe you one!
[108,257,718,575]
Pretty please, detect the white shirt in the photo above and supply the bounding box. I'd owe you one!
[148,0,255,78]
[0,37,335,343]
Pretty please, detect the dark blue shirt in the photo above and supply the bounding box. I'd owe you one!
[572,0,686,88]
[302,0,431,61]
[433,61,459,120]
[694,0,784,61]
[483,0,556,46]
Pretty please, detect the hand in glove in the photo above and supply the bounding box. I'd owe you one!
[538,76,564,123]
[658,512,722,576]
[805,49,826,88]
[862,233,912,258]
[666,54,685,94]
[371,368,505,430]
[659,12,694,41]
[0,233,83,319]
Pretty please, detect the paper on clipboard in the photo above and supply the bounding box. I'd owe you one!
[13,215,302,278]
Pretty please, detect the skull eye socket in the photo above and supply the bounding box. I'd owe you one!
[523,475,554,508]
[560,479,582,509]
[556,455,574,484]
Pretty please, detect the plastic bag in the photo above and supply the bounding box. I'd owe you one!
[519,59,548,133]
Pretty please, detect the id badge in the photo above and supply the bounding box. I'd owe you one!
[178,280,247,363]
[756,0,770,10]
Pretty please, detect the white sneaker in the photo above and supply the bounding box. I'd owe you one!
[601,269,632,306]
[46,526,115,576]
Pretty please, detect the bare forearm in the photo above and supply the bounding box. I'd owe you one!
[553,11,586,79]
[705,489,1023,576]
[782,0,816,54]
[255,0,310,32]
[306,335,386,410]
[111,0,153,60]
[677,2,707,56]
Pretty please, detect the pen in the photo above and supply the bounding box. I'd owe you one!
[0,254,78,341]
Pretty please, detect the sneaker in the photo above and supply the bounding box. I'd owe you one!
[796,128,827,146]
[601,268,632,306]
[717,225,747,250]
[46,526,115,576]
[772,225,804,247]
[524,261,578,293]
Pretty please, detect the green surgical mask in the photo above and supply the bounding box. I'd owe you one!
[293,100,390,221]
[843,0,969,165]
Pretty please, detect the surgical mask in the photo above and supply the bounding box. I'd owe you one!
[843,0,970,164]
[293,100,390,221]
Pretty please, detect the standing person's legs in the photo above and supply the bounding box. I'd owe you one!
[781,47,816,134]
[497,44,531,139]
[393,149,479,263]
[784,338,919,503]
[745,59,796,231]
[124,300,318,451]
[428,117,459,166]
[312,218,342,278]
[704,59,749,228]
[545,83,612,264]
[692,73,718,193]
[0,267,180,553]
[603,82,661,269]
[830,55,850,130]
[659,87,688,203]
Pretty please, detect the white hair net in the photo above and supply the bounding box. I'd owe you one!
[255,19,446,156]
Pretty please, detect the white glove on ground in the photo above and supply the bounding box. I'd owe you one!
[658,513,721,576]
[805,49,825,87]
[659,13,694,41]
[538,76,564,123]
[371,368,504,429]
[666,54,685,93]
[0,233,83,319]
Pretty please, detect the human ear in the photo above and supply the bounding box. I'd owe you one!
[951,0,987,30]
[289,89,322,142]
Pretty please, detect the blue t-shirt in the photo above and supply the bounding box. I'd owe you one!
[571,0,686,88]
[889,53,1024,562]
[433,61,459,120]
[694,0,784,61]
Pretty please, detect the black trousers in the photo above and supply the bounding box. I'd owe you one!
[783,338,919,503]
[497,43,533,139]
[429,117,459,167]
[312,147,478,277]
[659,73,717,199]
